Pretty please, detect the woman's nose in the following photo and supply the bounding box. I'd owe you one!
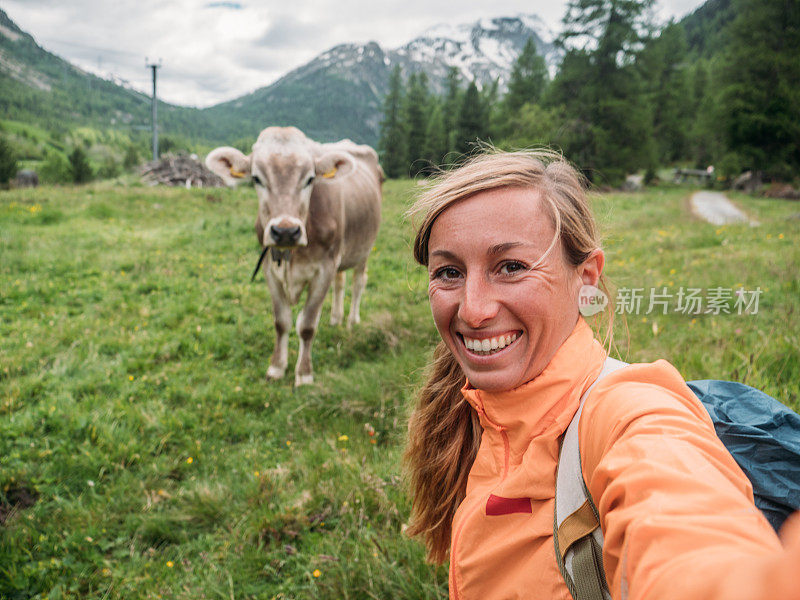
[457,274,499,327]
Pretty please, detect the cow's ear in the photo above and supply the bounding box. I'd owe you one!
[205,146,251,187]
[314,151,355,181]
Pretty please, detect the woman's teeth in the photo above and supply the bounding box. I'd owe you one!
[463,333,519,355]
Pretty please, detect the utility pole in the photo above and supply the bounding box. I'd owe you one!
[145,58,162,161]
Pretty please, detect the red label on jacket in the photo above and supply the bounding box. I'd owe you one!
[485,494,532,516]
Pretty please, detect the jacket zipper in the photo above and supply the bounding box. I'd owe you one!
[451,427,510,600]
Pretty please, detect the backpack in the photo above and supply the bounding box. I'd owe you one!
[554,357,800,600]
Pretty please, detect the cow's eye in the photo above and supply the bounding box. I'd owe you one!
[252,175,264,187]
[304,175,315,187]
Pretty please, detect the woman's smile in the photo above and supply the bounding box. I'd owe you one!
[458,331,522,356]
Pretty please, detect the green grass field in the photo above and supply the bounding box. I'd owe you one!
[1,180,798,599]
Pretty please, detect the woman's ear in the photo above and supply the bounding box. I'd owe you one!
[577,248,604,287]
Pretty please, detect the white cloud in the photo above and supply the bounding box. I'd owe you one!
[2,0,708,108]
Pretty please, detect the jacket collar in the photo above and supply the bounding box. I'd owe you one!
[460,318,607,454]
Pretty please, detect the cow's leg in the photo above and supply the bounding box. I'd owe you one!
[295,267,334,386]
[347,261,368,327]
[266,273,292,381]
[330,270,346,326]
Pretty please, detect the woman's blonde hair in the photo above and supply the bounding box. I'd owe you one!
[403,149,612,564]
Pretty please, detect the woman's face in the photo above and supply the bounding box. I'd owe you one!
[427,187,592,392]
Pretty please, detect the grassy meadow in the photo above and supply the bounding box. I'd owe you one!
[0,179,798,599]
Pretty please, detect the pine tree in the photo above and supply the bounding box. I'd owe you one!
[716,0,800,178]
[481,79,500,141]
[68,146,93,183]
[378,65,408,179]
[422,101,449,170]
[548,0,656,183]
[455,81,487,156]
[504,38,549,113]
[442,67,462,156]
[637,22,691,162]
[0,135,17,187]
[561,0,655,68]
[687,59,721,168]
[404,72,432,176]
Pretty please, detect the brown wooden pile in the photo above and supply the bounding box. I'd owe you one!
[140,154,225,188]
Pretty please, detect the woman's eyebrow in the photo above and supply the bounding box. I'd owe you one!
[429,249,460,262]
[487,242,535,256]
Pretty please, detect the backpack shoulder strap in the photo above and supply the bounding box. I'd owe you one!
[555,357,628,600]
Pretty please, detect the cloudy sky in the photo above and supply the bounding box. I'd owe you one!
[2,0,707,108]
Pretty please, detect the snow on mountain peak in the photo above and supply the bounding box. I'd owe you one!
[391,13,561,92]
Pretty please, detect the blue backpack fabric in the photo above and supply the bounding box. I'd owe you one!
[687,379,800,532]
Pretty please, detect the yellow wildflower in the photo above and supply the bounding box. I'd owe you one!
[186,457,193,464]
[313,569,321,578]
[166,561,174,568]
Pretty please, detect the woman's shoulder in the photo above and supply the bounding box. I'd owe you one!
[584,359,708,421]
[578,359,717,464]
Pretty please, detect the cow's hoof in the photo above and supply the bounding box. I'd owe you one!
[266,365,286,380]
[294,374,314,387]
[330,316,343,326]
[347,315,361,328]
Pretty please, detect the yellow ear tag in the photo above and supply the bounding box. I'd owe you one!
[229,167,246,179]
[322,167,337,179]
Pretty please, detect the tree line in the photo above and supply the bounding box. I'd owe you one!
[378,0,799,185]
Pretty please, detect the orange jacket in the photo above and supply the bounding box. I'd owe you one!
[453,317,800,600]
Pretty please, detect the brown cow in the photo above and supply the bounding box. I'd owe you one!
[205,127,382,386]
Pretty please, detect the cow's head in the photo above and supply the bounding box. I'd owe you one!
[205,127,355,249]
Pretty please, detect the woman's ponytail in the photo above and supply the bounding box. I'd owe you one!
[403,341,482,564]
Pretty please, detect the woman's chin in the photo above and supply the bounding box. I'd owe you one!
[460,361,527,392]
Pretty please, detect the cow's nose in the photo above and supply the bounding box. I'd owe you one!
[270,225,302,245]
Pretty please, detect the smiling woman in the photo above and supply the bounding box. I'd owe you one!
[403,148,609,566]
[403,150,800,600]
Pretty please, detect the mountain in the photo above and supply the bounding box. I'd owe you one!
[679,0,735,58]
[0,9,555,148]
[0,8,232,143]
[207,14,559,146]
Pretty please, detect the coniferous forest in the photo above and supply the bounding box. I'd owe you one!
[378,0,799,186]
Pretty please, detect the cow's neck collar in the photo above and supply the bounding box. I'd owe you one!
[250,246,293,281]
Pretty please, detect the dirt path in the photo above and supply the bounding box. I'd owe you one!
[690,191,758,226]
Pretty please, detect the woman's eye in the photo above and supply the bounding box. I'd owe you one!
[499,261,527,275]
[432,267,462,281]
